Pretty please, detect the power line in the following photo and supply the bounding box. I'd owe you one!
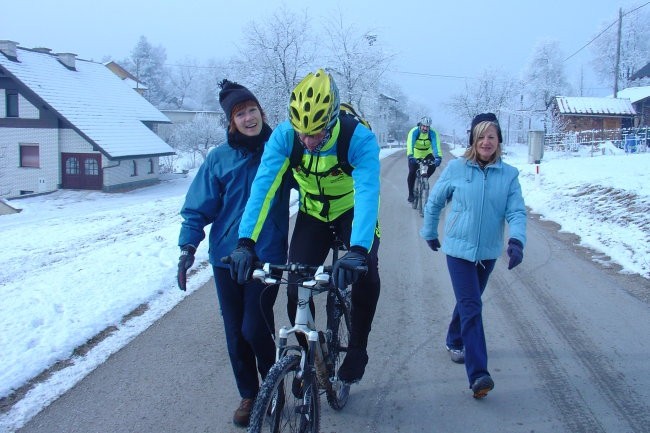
[392,70,473,80]
[563,1,650,62]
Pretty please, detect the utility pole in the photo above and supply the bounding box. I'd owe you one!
[613,7,622,97]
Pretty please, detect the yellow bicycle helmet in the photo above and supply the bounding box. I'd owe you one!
[289,69,340,135]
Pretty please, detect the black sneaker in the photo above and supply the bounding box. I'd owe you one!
[407,194,414,203]
[337,348,368,383]
[471,375,494,399]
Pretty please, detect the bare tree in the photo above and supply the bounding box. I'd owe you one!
[323,11,395,118]
[166,57,200,109]
[231,5,317,126]
[590,7,650,92]
[446,67,520,128]
[168,113,226,167]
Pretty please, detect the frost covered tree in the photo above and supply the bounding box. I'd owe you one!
[231,6,317,126]
[168,113,226,167]
[122,36,170,107]
[590,6,650,92]
[166,57,200,109]
[323,11,395,118]
[521,40,571,131]
[446,67,520,129]
[522,40,571,112]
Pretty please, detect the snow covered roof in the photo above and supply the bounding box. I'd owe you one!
[0,45,173,159]
[611,86,650,104]
[554,96,636,116]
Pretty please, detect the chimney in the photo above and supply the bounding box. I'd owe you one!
[32,47,52,54]
[0,40,19,60]
[56,52,77,70]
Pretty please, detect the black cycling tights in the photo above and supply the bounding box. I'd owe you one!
[286,209,381,350]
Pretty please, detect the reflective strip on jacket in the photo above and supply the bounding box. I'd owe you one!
[239,119,381,251]
[419,157,527,261]
[178,142,291,268]
[406,126,442,159]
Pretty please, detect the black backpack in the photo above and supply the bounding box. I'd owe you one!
[289,103,371,176]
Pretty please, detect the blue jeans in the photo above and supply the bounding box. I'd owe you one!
[213,266,279,399]
[445,256,495,387]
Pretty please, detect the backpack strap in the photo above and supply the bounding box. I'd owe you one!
[336,114,357,176]
[290,132,304,170]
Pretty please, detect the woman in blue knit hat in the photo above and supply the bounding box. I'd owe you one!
[176,79,293,427]
[420,112,527,399]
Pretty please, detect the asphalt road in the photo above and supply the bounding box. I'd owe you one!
[16,150,650,433]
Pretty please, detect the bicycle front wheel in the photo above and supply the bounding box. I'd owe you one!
[412,176,420,209]
[248,354,321,433]
[325,289,352,410]
[419,180,429,217]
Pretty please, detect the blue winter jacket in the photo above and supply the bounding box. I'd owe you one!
[420,157,527,261]
[178,141,292,269]
[238,119,380,251]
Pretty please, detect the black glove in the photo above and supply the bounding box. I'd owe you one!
[426,239,441,251]
[507,238,524,270]
[177,245,196,291]
[408,156,416,164]
[333,246,368,289]
[434,157,442,167]
[229,238,258,284]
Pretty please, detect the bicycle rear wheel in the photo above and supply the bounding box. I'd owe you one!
[248,354,320,433]
[324,288,352,410]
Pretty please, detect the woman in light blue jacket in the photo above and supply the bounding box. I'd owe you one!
[420,113,527,399]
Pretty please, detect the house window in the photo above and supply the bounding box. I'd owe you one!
[148,158,154,174]
[6,90,19,117]
[19,144,39,168]
[84,158,99,176]
[131,160,137,176]
[65,157,80,174]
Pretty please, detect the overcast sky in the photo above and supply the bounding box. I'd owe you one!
[2,0,642,132]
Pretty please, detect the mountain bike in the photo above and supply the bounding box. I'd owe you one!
[244,235,365,433]
[411,158,435,217]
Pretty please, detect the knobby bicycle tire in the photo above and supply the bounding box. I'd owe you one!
[248,354,320,433]
[419,180,429,218]
[323,289,352,410]
[412,175,420,209]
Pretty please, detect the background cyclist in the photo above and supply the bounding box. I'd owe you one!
[228,68,382,385]
[406,116,442,203]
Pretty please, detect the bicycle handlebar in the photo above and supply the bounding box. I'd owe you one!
[220,256,367,285]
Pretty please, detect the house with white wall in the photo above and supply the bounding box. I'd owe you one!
[0,40,174,199]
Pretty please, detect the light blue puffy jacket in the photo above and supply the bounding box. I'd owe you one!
[420,157,527,261]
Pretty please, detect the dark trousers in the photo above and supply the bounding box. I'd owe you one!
[287,209,381,350]
[213,266,279,399]
[407,154,435,196]
[445,256,496,387]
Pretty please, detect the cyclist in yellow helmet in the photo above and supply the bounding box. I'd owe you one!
[229,68,381,385]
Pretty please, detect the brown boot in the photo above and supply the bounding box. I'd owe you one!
[233,398,253,427]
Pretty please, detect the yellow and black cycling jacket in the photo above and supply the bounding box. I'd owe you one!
[406,126,442,160]
[238,118,381,251]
